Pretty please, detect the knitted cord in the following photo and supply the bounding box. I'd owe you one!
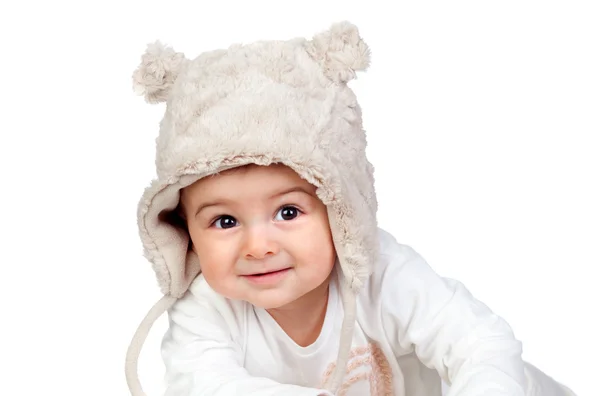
[125,295,178,396]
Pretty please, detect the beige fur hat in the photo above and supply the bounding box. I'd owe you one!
[126,21,378,396]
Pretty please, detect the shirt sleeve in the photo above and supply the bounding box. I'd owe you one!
[161,283,332,396]
[378,233,527,396]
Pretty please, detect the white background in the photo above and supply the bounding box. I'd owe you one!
[1,1,598,395]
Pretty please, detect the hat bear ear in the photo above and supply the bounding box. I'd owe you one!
[132,41,187,104]
[306,21,371,83]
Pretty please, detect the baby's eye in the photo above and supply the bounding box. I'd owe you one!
[275,206,300,221]
[213,215,238,229]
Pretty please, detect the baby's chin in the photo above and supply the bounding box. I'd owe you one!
[240,291,300,310]
[216,286,301,310]
[205,277,288,302]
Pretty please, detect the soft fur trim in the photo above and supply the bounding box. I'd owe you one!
[305,21,371,83]
[132,41,187,104]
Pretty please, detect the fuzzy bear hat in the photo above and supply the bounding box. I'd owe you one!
[126,21,378,396]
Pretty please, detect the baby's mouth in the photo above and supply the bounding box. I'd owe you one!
[242,268,291,284]
[247,268,290,277]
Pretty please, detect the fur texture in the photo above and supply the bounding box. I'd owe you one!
[134,21,378,298]
[132,41,187,104]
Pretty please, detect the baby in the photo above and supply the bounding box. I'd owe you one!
[125,21,575,396]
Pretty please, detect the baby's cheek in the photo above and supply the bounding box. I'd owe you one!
[199,263,232,292]
[309,243,336,271]
[303,253,335,281]
[205,275,240,299]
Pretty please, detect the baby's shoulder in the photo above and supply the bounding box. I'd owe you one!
[372,228,423,277]
[358,228,431,300]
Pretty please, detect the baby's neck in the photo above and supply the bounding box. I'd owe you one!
[266,278,330,347]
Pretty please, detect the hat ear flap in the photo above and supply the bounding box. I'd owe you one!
[132,41,187,104]
[306,21,371,83]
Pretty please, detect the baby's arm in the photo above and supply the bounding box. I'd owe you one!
[379,236,527,395]
[161,286,331,396]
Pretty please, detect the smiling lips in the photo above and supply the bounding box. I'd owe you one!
[242,268,291,284]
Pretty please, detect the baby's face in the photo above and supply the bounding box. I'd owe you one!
[180,164,336,309]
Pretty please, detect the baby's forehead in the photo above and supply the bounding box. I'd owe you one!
[183,163,317,200]
[202,163,306,184]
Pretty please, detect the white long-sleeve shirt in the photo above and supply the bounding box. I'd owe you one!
[161,228,574,396]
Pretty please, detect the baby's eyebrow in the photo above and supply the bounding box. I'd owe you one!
[193,186,314,216]
[269,186,314,199]
[194,199,232,216]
